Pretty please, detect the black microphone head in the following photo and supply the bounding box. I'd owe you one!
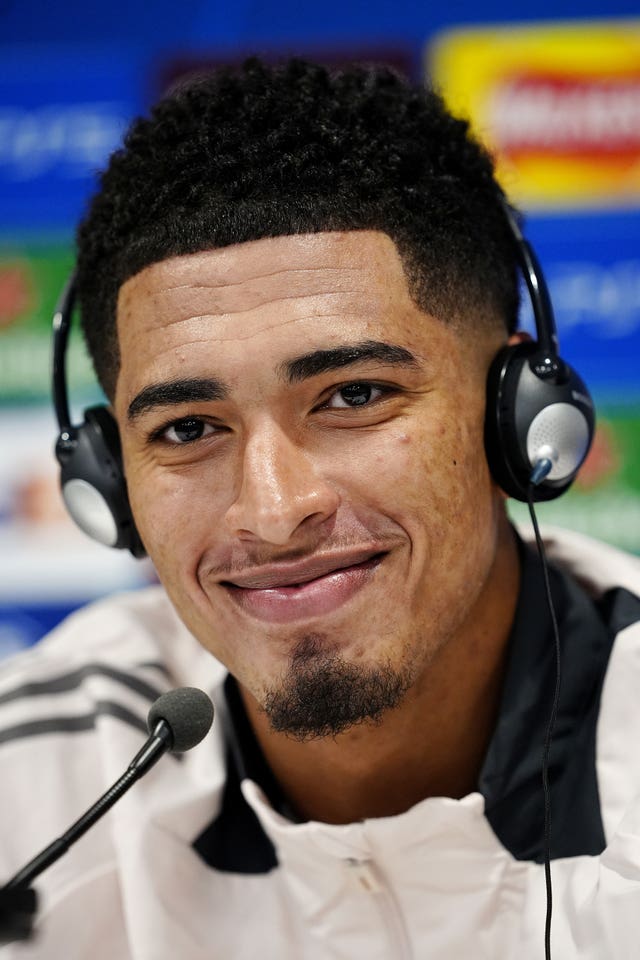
[147,687,214,752]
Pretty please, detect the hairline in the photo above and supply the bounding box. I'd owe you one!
[107,226,508,403]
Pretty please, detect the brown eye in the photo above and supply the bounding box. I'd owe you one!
[164,418,209,443]
[327,383,383,408]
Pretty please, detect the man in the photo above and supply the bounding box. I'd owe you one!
[1,58,639,958]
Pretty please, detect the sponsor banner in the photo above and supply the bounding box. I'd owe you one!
[0,236,100,405]
[0,47,142,228]
[428,19,640,210]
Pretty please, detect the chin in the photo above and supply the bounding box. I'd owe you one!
[260,644,412,741]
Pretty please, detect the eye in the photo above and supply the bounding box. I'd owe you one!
[325,383,385,409]
[160,417,215,444]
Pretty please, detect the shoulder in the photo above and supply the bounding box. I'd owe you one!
[0,584,225,704]
[521,524,640,602]
[0,584,227,762]
[524,526,640,837]
[519,523,640,645]
[6,584,199,668]
[0,586,227,885]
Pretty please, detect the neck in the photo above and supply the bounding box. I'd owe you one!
[240,519,521,824]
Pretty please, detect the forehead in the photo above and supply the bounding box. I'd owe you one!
[113,230,453,407]
[116,231,415,330]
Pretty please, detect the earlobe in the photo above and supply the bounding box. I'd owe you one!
[507,331,533,348]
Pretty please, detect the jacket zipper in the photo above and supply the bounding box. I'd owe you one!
[346,857,412,959]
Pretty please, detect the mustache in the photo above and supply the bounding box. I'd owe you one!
[201,529,402,580]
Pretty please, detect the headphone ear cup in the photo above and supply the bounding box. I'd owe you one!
[55,406,146,557]
[485,340,595,502]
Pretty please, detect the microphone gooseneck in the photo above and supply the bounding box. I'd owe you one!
[1,687,214,897]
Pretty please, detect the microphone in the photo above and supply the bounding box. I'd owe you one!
[0,686,214,942]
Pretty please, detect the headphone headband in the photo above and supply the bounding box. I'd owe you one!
[500,200,559,360]
[51,273,145,557]
[52,270,77,434]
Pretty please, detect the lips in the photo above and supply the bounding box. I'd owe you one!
[220,550,386,624]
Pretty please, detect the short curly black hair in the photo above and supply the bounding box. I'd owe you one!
[76,57,520,399]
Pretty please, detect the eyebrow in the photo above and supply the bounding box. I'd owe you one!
[127,377,228,421]
[281,340,420,383]
[127,340,420,421]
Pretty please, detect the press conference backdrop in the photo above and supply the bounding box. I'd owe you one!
[1,4,638,657]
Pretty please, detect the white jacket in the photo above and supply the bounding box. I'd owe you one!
[0,527,639,959]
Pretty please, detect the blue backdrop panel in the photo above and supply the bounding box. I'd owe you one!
[523,211,640,399]
[0,47,144,228]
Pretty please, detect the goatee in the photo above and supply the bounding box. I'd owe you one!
[263,634,410,740]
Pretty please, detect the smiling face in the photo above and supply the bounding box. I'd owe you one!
[114,231,511,737]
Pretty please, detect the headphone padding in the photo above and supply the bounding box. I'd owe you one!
[485,341,595,502]
[55,406,146,557]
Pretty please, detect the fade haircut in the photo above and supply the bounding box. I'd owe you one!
[76,57,520,399]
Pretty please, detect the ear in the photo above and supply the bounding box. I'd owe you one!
[507,330,532,347]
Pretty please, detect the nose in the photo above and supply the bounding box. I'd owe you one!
[224,421,340,546]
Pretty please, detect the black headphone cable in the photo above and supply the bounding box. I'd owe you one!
[527,459,562,960]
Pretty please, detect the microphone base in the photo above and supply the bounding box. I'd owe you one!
[0,886,37,944]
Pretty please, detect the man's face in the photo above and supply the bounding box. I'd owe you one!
[114,231,507,737]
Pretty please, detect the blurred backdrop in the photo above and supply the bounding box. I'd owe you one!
[1,2,639,657]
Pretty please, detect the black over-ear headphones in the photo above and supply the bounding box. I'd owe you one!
[484,201,595,501]
[52,275,145,557]
[51,207,595,554]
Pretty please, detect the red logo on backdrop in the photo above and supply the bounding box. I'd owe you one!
[0,262,35,329]
[492,72,640,163]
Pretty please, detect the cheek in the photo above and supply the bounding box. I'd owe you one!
[384,403,491,510]
[327,399,493,545]
[388,404,497,572]
[125,458,213,574]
